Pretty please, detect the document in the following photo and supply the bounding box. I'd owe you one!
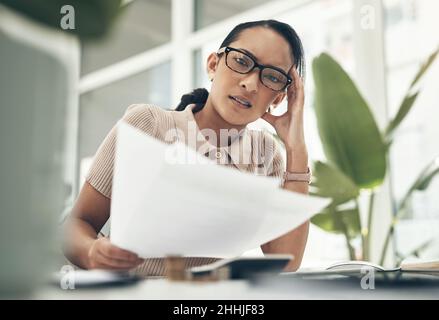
[110,122,330,258]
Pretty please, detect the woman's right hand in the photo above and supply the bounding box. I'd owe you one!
[87,237,144,270]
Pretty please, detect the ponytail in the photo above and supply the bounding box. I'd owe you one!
[175,88,209,113]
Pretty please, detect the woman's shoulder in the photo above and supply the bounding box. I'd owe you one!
[121,103,175,136]
[123,103,173,121]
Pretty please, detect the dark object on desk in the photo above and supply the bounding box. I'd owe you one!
[289,270,439,284]
[252,272,439,300]
[190,255,293,280]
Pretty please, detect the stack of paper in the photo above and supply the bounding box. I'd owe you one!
[110,122,330,258]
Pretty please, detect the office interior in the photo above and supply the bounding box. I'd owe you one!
[1,0,438,299]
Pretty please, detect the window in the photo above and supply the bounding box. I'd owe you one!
[384,0,439,258]
[80,0,171,75]
[78,62,171,183]
[77,1,172,190]
[194,0,275,30]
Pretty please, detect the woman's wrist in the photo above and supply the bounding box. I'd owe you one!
[285,147,308,172]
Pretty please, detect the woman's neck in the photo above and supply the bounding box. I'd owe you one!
[193,99,245,147]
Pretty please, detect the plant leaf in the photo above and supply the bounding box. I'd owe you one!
[410,47,439,88]
[413,161,439,191]
[385,48,438,140]
[385,92,419,140]
[398,156,439,213]
[311,161,359,205]
[311,207,361,238]
[312,53,386,189]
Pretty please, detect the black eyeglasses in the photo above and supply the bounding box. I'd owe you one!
[217,46,292,91]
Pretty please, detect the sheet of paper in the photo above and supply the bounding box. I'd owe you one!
[110,122,330,258]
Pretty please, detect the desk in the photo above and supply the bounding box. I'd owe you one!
[35,275,439,300]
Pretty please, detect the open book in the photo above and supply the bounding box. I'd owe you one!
[287,259,439,283]
[324,259,439,273]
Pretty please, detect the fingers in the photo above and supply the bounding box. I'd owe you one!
[286,67,304,110]
[100,239,139,262]
[95,251,143,270]
[89,237,144,270]
[291,67,304,103]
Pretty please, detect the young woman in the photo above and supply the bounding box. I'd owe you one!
[63,19,310,275]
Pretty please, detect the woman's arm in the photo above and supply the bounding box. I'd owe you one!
[261,67,309,271]
[260,144,309,272]
[62,182,143,270]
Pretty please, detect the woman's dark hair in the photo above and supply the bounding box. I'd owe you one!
[176,19,305,112]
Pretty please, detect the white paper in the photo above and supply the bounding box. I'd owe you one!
[110,122,330,258]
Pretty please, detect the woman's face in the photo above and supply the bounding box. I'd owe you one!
[207,27,294,126]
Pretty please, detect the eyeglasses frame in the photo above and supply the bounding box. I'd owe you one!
[216,46,293,92]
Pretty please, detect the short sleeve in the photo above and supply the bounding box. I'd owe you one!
[85,104,157,198]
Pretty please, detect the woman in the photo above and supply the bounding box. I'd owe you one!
[63,19,310,275]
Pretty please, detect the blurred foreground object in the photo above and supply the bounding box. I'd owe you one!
[0,0,122,40]
[0,1,122,297]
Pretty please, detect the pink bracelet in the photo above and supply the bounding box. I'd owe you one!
[283,167,311,184]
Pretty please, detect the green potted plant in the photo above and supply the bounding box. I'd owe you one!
[310,49,439,265]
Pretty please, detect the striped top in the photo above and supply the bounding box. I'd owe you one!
[86,104,285,277]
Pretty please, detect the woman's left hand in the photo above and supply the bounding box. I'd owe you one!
[261,66,306,151]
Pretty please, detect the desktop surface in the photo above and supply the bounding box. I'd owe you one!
[36,272,439,300]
